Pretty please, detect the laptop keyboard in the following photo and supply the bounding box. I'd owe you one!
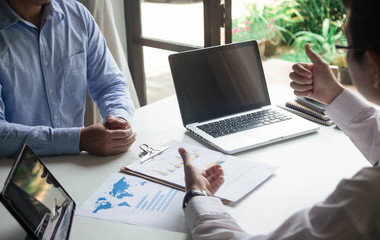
[197,109,291,138]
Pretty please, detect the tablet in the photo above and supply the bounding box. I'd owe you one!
[0,145,75,240]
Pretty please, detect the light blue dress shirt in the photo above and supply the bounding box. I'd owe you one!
[0,0,135,158]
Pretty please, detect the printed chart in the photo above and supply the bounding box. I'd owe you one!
[125,140,277,202]
[134,188,178,213]
[76,173,187,233]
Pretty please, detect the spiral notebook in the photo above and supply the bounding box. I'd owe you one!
[277,104,334,126]
[295,97,327,114]
[285,101,330,121]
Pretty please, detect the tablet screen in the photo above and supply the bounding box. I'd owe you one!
[0,145,75,240]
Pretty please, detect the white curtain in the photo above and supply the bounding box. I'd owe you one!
[78,0,140,126]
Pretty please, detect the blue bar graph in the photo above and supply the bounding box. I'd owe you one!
[135,195,147,209]
[134,188,178,214]
[156,189,173,212]
[151,194,164,211]
[146,190,162,211]
[162,190,178,212]
[141,201,148,209]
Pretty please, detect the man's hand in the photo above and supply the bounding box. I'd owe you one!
[80,122,136,156]
[104,115,130,130]
[289,43,345,105]
[179,147,224,196]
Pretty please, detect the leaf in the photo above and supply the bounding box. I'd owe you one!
[322,18,330,38]
[295,31,325,43]
[330,30,343,43]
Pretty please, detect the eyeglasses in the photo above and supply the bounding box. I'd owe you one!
[335,45,366,51]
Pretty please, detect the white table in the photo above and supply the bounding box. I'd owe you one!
[0,86,370,240]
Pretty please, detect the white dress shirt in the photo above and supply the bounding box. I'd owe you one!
[184,89,380,239]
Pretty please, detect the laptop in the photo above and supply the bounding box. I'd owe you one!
[169,40,319,154]
[0,145,75,240]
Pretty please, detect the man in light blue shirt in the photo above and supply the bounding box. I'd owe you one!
[0,0,136,158]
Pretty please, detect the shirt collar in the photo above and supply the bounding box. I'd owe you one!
[0,1,20,30]
[49,0,65,21]
[0,0,65,30]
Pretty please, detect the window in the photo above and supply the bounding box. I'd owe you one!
[124,0,231,105]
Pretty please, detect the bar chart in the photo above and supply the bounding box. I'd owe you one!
[135,188,178,213]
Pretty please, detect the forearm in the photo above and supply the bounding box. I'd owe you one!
[326,89,380,164]
[90,73,135,124]
[0,121,81,158]
[266,169,380,239]
[184,196,253,240]
[185,197,313,240]
[185,168,380,240]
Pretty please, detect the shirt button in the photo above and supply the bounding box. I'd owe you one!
[49,89,53,94]
[54,116,58,120]
[44,61,49,66]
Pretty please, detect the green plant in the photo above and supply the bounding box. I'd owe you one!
[290,18,347,67]
[291,0,346,37]
[232,0,348,63]
[262,0,304,43]
[232,3,271,42]
[232,1,299,45]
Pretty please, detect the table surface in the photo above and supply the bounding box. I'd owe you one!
[0,85,370,240]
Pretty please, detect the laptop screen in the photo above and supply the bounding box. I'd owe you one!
[0,145,75,240]
[169,40,271,126]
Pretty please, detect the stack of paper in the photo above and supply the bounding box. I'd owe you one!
[122,140,277,202]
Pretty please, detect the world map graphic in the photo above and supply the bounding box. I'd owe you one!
[92,177,147,213]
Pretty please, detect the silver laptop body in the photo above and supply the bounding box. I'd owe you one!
[169,40,319,154]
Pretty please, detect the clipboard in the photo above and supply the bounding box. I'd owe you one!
[120,143,185,191]
[119,140,277,203]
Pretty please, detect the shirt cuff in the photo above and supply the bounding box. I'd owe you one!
[110,109,134,127]
[52,127,81,155]
[184,196,230,230]
[325,89,367,129]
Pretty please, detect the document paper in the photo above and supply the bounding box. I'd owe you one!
[125,140,277,202]
[76,173,187,233]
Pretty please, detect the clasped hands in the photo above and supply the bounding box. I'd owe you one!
[80,115,137,156]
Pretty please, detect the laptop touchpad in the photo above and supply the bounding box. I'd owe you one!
[244,127,287,142]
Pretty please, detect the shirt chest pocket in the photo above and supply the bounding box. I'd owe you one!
[62,51,87,81]
[61,51,87,100]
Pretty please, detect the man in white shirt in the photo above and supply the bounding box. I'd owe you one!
[179,0,380,239]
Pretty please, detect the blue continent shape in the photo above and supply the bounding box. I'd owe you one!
[118,202,132,207]
[93,177,139,213]
[93,198,112,213]
[109,177,134,199]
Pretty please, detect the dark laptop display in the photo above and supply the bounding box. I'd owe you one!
[0,145,75,240]
[169,40,319,154]
[169,40,271,126]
